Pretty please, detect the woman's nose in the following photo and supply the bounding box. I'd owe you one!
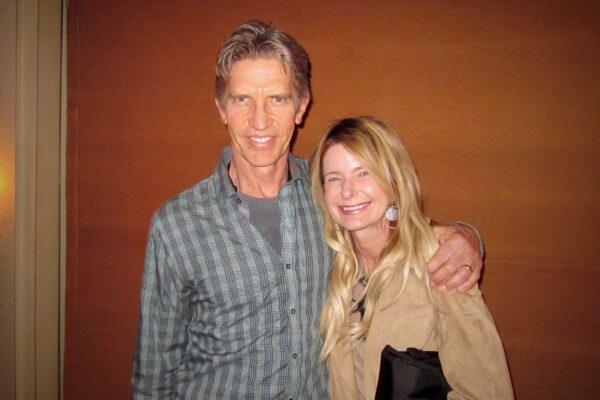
[341,178,357,199]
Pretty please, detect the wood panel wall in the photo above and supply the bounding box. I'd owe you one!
[66,1,600,399]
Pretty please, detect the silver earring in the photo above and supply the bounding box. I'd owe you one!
[385,206,398,221]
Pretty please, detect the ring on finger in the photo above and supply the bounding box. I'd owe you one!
[462,264,473,273]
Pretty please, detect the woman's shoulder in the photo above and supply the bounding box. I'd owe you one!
[378,268,488,317]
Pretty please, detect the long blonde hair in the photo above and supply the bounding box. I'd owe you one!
[309,116,438,361]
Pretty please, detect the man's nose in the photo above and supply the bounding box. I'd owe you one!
[250,101,269,130]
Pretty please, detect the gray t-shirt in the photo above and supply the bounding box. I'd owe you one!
[238,192,282,255]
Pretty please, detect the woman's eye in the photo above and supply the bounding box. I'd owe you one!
[358,170,370,177]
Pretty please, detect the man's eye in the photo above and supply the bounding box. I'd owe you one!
[233,96,248,104]
[272,96,287,104]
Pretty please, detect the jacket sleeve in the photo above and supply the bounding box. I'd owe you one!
[131,219,190,399]
[435,285,514,400]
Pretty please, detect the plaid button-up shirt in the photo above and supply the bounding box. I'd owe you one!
[132,148,330,399]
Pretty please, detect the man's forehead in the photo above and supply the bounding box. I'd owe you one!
[229,58,289,78]
[230,55,288,71]
[227,58,294,92]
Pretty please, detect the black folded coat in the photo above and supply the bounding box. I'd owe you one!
[374,346,452,400]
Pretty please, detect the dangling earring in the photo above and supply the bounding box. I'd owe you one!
[385,205,398,221]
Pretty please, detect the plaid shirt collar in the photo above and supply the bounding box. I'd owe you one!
[214,147,304,201]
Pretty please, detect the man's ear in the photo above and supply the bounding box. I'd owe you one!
[294,94,310,125]
[215,98,227,124]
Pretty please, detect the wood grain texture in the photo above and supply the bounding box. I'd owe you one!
[66,1,600,398]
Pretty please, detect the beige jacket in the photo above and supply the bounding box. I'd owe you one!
[327,271,514,400]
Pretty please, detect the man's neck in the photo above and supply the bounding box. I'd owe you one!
[229,155,289,199]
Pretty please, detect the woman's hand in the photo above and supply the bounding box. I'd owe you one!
[428,223,483,293]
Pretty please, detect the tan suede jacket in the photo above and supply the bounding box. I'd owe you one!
[326,271,514,400]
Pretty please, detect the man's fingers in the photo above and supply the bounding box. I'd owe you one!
[428,223,484,291]
[441,264,476,291]
[457,271,481,293]
[426,242,453,285]
[428,254,460,286]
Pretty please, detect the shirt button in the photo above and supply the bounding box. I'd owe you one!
[292,353,298,359]
[286,263,291,269]
[290,308,296,315]
[236,198,241,204]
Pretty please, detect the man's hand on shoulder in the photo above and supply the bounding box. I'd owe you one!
[427,223,483,293]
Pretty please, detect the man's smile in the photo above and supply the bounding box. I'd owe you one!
[248,136,273,144]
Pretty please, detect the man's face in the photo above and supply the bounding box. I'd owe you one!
[215,58,309,170]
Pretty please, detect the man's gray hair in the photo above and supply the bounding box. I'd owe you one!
[215,20,311,105]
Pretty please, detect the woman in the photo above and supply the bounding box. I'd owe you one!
[309,116,513,399]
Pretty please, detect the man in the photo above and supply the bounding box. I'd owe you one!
[132,20,483,399]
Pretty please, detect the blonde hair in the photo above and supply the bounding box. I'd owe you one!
[309,116,438,361]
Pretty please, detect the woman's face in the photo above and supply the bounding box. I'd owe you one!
[321,143,391,241]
